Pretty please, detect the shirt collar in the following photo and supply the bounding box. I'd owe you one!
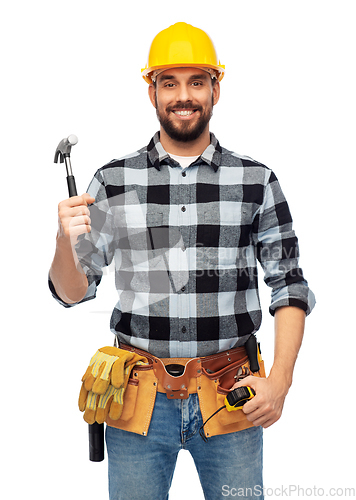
[147,131,222,172]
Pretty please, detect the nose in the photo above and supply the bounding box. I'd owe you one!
[175,83,192,103]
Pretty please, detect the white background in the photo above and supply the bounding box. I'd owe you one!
[2,1,355,498]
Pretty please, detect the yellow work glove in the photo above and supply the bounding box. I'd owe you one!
[81,346,136,394]
[78,347,147,424]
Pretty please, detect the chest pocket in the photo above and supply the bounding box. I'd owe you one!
[121,205,163,229]
[203,206,253,248]
[200,207,237,249]
[198,207,253,278]
[127,211,188,294]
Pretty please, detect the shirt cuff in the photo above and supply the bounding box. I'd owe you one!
[269,283,316,317]
[48,274,98,308]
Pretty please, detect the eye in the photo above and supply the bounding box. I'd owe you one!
[191,81,203,87]
[164,82,176,88]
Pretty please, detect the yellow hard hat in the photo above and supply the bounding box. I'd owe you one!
[141,22,225,84]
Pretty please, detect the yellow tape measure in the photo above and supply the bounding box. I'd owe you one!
[225,386,255,411]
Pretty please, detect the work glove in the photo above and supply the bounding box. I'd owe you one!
[81,346,138,394]
[78,346,147,424]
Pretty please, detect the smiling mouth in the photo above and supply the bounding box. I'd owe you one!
[173,110,196,116]
[171,109,200,121]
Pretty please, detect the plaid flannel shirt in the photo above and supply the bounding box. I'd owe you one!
[49,132,315,357]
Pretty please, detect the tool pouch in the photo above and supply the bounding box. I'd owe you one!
[198,351,266,437]
[106,356,157,436]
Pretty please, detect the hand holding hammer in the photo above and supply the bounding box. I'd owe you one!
[54,135,94,241]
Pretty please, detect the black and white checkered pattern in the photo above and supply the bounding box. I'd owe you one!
[49,132,315,357]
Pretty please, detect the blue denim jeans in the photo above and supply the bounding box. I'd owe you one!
[106,392,263,500]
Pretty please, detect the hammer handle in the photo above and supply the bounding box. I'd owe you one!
[89,422,105,462]
[245,334,260,373]
[67,175,78,197]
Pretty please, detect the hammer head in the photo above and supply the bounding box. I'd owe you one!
[54,134,78,163]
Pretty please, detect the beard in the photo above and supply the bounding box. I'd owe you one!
[155,95,214,142]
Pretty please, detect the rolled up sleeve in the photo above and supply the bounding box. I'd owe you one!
[48,169,113,308]
[252,170,316,316]
[48,273,99,308]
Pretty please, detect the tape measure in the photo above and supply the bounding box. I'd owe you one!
[199,385,256,441]
[225,386,256,411]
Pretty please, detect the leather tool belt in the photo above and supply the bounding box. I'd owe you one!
[106,343,266,439]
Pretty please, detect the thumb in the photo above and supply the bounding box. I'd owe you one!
[230,376,259,415]
[81,193,96,205]
[230,375,257,392]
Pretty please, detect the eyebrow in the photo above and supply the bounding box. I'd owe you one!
[159,74,175,81]
[159,73,210,82]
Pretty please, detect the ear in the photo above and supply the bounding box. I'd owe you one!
[148,83,157,108]
[212,81,220,106]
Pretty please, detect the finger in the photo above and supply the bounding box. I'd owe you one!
[67,220,92,238]
[68,215,91,227]
[59,205,90,223]
[82,193,96,204]
[58,195,84,209]
[241,396,260,415]
[243,401,269,424]
[244,400,283,427]
[69,225,92,239]
[69,193,95,207]
[254,413,279,429]
[69,205,91,216]
[230,375,257,391]
[59,193,95,210]
[262,417,280,429]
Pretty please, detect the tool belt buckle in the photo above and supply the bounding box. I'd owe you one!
[166,387,189,399]
[153,361,195,400]
[164,363,189,400]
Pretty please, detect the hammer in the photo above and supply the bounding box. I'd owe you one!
[53,134,105,462]
[54,134,78,197]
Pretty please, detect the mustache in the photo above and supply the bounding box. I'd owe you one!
[166,102,203,112]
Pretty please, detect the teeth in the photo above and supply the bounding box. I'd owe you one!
[174,110,194,116]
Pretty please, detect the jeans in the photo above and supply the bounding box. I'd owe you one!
[106,392,263,500]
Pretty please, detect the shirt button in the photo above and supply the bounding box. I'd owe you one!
[181,286,186,292]
[181,206,186,212]
[182,171,186,177]
[181,326,187,333]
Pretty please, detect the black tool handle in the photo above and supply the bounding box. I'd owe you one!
[67,175,78,197]
[245,334,260,373]
[65,167,104,462]
[89,422,105,462]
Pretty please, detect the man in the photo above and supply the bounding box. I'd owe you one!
[49,22,315,500]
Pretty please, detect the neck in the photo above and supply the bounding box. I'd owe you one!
[159,126,211,156]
